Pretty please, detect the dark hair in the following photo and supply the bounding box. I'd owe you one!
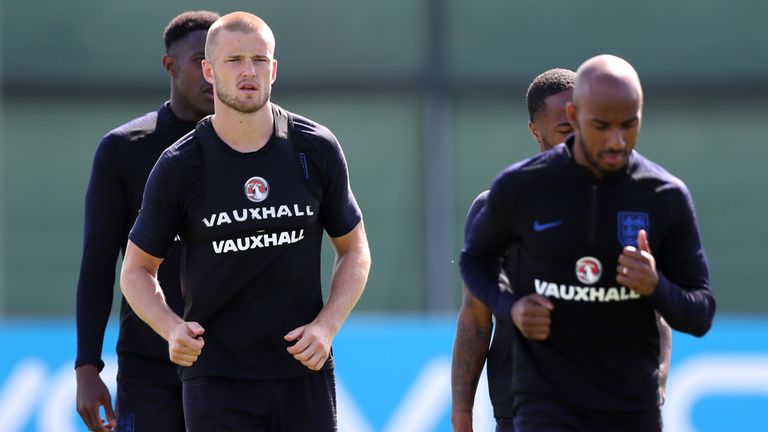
[164,11,220,51]
[526,68,576,121]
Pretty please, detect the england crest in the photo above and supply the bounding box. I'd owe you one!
[617,211,649,247]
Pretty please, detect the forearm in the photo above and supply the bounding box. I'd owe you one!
[451,303,492,415]
[120,266,182,342]
[315,241,371,334]
[657,314,672,395]
[75,236,122,368]
[460,252,516,320]
[460,194,519,320]
[75,259,116,370]
[75,162,128,369]
[648,272,715,337]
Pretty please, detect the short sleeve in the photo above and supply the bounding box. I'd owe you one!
[317,132,362,238]
[129,148,185,258]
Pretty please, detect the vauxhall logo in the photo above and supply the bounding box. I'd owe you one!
[245,176,269,203]
[531,256,640,303]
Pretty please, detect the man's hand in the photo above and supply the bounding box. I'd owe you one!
[76,365,116,431]
[450,410,474,432]
[285,321,334,371]
[511,294,554,340]
[168,322,205,366]
[617,229,658,296]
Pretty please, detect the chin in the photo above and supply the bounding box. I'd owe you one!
[601,165,625,173]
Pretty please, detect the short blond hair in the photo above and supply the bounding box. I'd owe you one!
[205,12,275,61]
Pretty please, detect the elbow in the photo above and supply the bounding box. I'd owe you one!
[355,244,372,286]
[688,320,712,338]
[668,318,710,338]
[348,242,371,293]
[691,300,717,337]
[458,250,474,281]
[459,250,491,292]
[118,265,133,298]
[679,297,717,338]
[119,263,146,302]
[343,226,371,284]
[457,295,493,327]
[361,246,372,275]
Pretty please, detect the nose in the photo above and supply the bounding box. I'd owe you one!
[241,59,257,77]
[607,128,626,150]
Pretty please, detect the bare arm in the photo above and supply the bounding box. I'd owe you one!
[451,287,493,432]
[285,221,371,370]
[120,240,204,366]
[657,314,672,403]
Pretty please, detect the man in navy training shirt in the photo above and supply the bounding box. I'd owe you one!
[451,68,673,432]
[460,55,714,432]
[121,12,371,432]
[75,10,219,432]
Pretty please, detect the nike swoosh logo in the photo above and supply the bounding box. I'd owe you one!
[533,220,563,232]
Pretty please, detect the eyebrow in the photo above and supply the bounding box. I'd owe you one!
[622,117,639,125]
[224,54,271,60]
[589,116,638,127]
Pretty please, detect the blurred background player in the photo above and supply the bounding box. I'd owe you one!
[451,68,575,432]
[526,69,578,153]
[74,10,220,432]
[452,67,672,431]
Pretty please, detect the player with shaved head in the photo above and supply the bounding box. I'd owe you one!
[452,67,673,431]
[120,11,370,431]
[461,55,714,431]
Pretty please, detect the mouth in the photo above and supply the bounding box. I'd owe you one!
[238,82,258,93]
[202,86,214,99]
[600,151,627,166]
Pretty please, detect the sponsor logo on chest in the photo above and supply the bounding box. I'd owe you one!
[202,204,315,227]
[212,230,306,254]
[575,256,602,285]
[245,176,269,203]
[534,278,641,303]
[532,256,640,303]
[202,175,316,253]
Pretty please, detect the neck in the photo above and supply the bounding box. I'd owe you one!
[572,135,604,180]
[211,101,274,153]
[168,89,204,123]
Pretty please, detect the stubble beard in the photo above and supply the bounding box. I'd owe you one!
[577,130,627,176]
[215,82,271,114]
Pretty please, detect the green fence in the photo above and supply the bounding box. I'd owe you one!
[2,0,767,315]
[2,91,766,314]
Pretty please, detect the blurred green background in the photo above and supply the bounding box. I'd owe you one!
[1,0,766,316]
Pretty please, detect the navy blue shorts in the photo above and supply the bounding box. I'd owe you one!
[513,396,661,432]
[114,376,185,432]
[183,369,337,432]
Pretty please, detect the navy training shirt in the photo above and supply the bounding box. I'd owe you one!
[130,103,362,381]
[464,191,516,418]
[75,102,194,379]
[460,136,715,411]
